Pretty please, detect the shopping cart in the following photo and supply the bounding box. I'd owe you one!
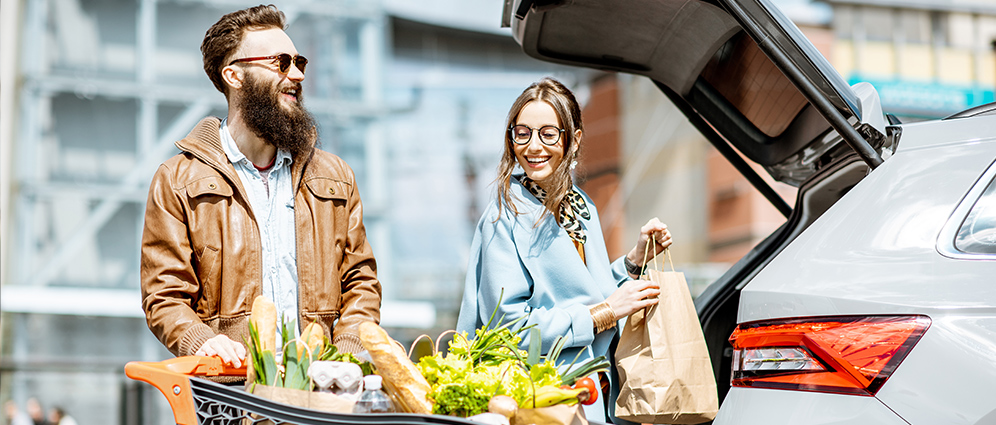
[125,356,479,425]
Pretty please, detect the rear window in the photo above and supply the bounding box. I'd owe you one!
[700,33,808,137]
[955,176,996,254]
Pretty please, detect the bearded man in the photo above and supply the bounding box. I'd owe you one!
[140,4,381,368]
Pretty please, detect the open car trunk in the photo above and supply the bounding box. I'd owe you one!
[502,0,895,406]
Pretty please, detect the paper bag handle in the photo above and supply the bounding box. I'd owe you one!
[407,330,458,361]
[640,234,675,279]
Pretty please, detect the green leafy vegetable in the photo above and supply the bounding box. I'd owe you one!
[417,295,611,416]
[246,313,372,390]
[431,383,491,417]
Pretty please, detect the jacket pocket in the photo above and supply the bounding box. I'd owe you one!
[194,245,220,316]
[306,177,348,202]
[187,176,233,198]
[185,176,233,290]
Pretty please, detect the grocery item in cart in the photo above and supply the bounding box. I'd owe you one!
[358,321,435,414]
[352,375,397,413]
[308,360,364,400]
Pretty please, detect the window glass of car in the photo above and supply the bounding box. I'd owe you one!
[700,33,807,138]
[955,176,996,254]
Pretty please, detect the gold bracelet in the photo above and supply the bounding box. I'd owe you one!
[589,304,603,333]
[589,302,616,333]
[597,303,616,333]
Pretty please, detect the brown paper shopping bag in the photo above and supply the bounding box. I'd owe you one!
[250,384,355,413]
[245,363,354,419]
[514,403,588,425]
[614,248,718,424]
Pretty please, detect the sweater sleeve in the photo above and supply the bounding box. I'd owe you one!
[473,208,597,354]
[610,256,631,286]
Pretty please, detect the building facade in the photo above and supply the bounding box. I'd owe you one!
[829,0,996,119]
[0,0,578,423]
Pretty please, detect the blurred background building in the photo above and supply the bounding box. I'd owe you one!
[1,0,994,423]
[0,0,583,422]
[829,0,996,117]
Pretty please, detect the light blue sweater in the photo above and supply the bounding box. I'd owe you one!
[457,175,633,422]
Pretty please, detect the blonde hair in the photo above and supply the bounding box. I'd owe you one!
[495,77,583,220]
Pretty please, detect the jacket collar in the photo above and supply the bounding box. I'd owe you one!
[176,116,315,192]
[175,117,230,170]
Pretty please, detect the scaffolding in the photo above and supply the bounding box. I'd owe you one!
[1,0,391,422]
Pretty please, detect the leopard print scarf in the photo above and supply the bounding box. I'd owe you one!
[517,175,590,243]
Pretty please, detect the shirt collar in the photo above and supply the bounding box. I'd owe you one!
[220,118,293,169]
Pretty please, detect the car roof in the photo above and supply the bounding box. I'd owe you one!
[504,0,884,185]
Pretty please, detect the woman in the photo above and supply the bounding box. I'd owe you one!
[456,77,671,423]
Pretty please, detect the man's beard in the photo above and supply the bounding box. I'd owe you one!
[237,73,318,161]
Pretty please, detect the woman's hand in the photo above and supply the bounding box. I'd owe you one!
[604,279,661,321]
[626,217,672,270]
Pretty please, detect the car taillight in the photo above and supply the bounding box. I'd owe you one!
[729,315,930,396]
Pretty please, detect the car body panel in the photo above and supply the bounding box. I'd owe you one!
[714,388,908,424]
[936,150,996,261]
[723,115,996,423]
[739,119,996,322]
[895,112,996,153]
[875,315,996,424]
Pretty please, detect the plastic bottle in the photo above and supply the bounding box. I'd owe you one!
[352,375,396,414]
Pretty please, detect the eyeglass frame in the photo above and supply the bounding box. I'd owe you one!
[508,124,565,146]
[228,53,308,74]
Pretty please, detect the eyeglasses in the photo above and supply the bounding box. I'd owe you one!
[509,125,564,146]
[229,53,308,74]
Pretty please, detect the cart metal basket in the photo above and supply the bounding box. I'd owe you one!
[125,356,479,425]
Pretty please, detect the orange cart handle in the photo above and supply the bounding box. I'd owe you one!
[125,356,247,425]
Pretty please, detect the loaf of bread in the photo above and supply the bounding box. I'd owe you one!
[358,321,433,414]
[251,296,277,352]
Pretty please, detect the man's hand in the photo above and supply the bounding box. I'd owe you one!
[195,334,246,368]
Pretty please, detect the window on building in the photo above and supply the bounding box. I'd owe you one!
[833,5,854,40]
[863,6,894,42]
[900,9,931,44]
[931,11,949,46]
[979,16,996,50]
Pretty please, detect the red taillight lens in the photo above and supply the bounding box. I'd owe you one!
[729,315,930,396]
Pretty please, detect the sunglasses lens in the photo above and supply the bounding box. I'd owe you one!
[295,55,308,73]
[276,54,292,73]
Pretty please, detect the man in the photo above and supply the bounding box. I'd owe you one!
[141,5,381,368]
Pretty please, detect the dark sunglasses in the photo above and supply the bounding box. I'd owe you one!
[229,53,308,74]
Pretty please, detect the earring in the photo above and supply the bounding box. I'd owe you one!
[570,160,578,170]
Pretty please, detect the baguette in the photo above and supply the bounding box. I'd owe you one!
[251,296,277,352]
[298,322,324,358]
[359,321,433,414]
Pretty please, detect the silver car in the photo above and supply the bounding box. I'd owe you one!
[504,0,996,423]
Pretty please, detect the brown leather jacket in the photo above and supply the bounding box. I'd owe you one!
[141,117,381,357]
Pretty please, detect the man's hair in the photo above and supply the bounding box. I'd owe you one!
[201,4,286,95]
